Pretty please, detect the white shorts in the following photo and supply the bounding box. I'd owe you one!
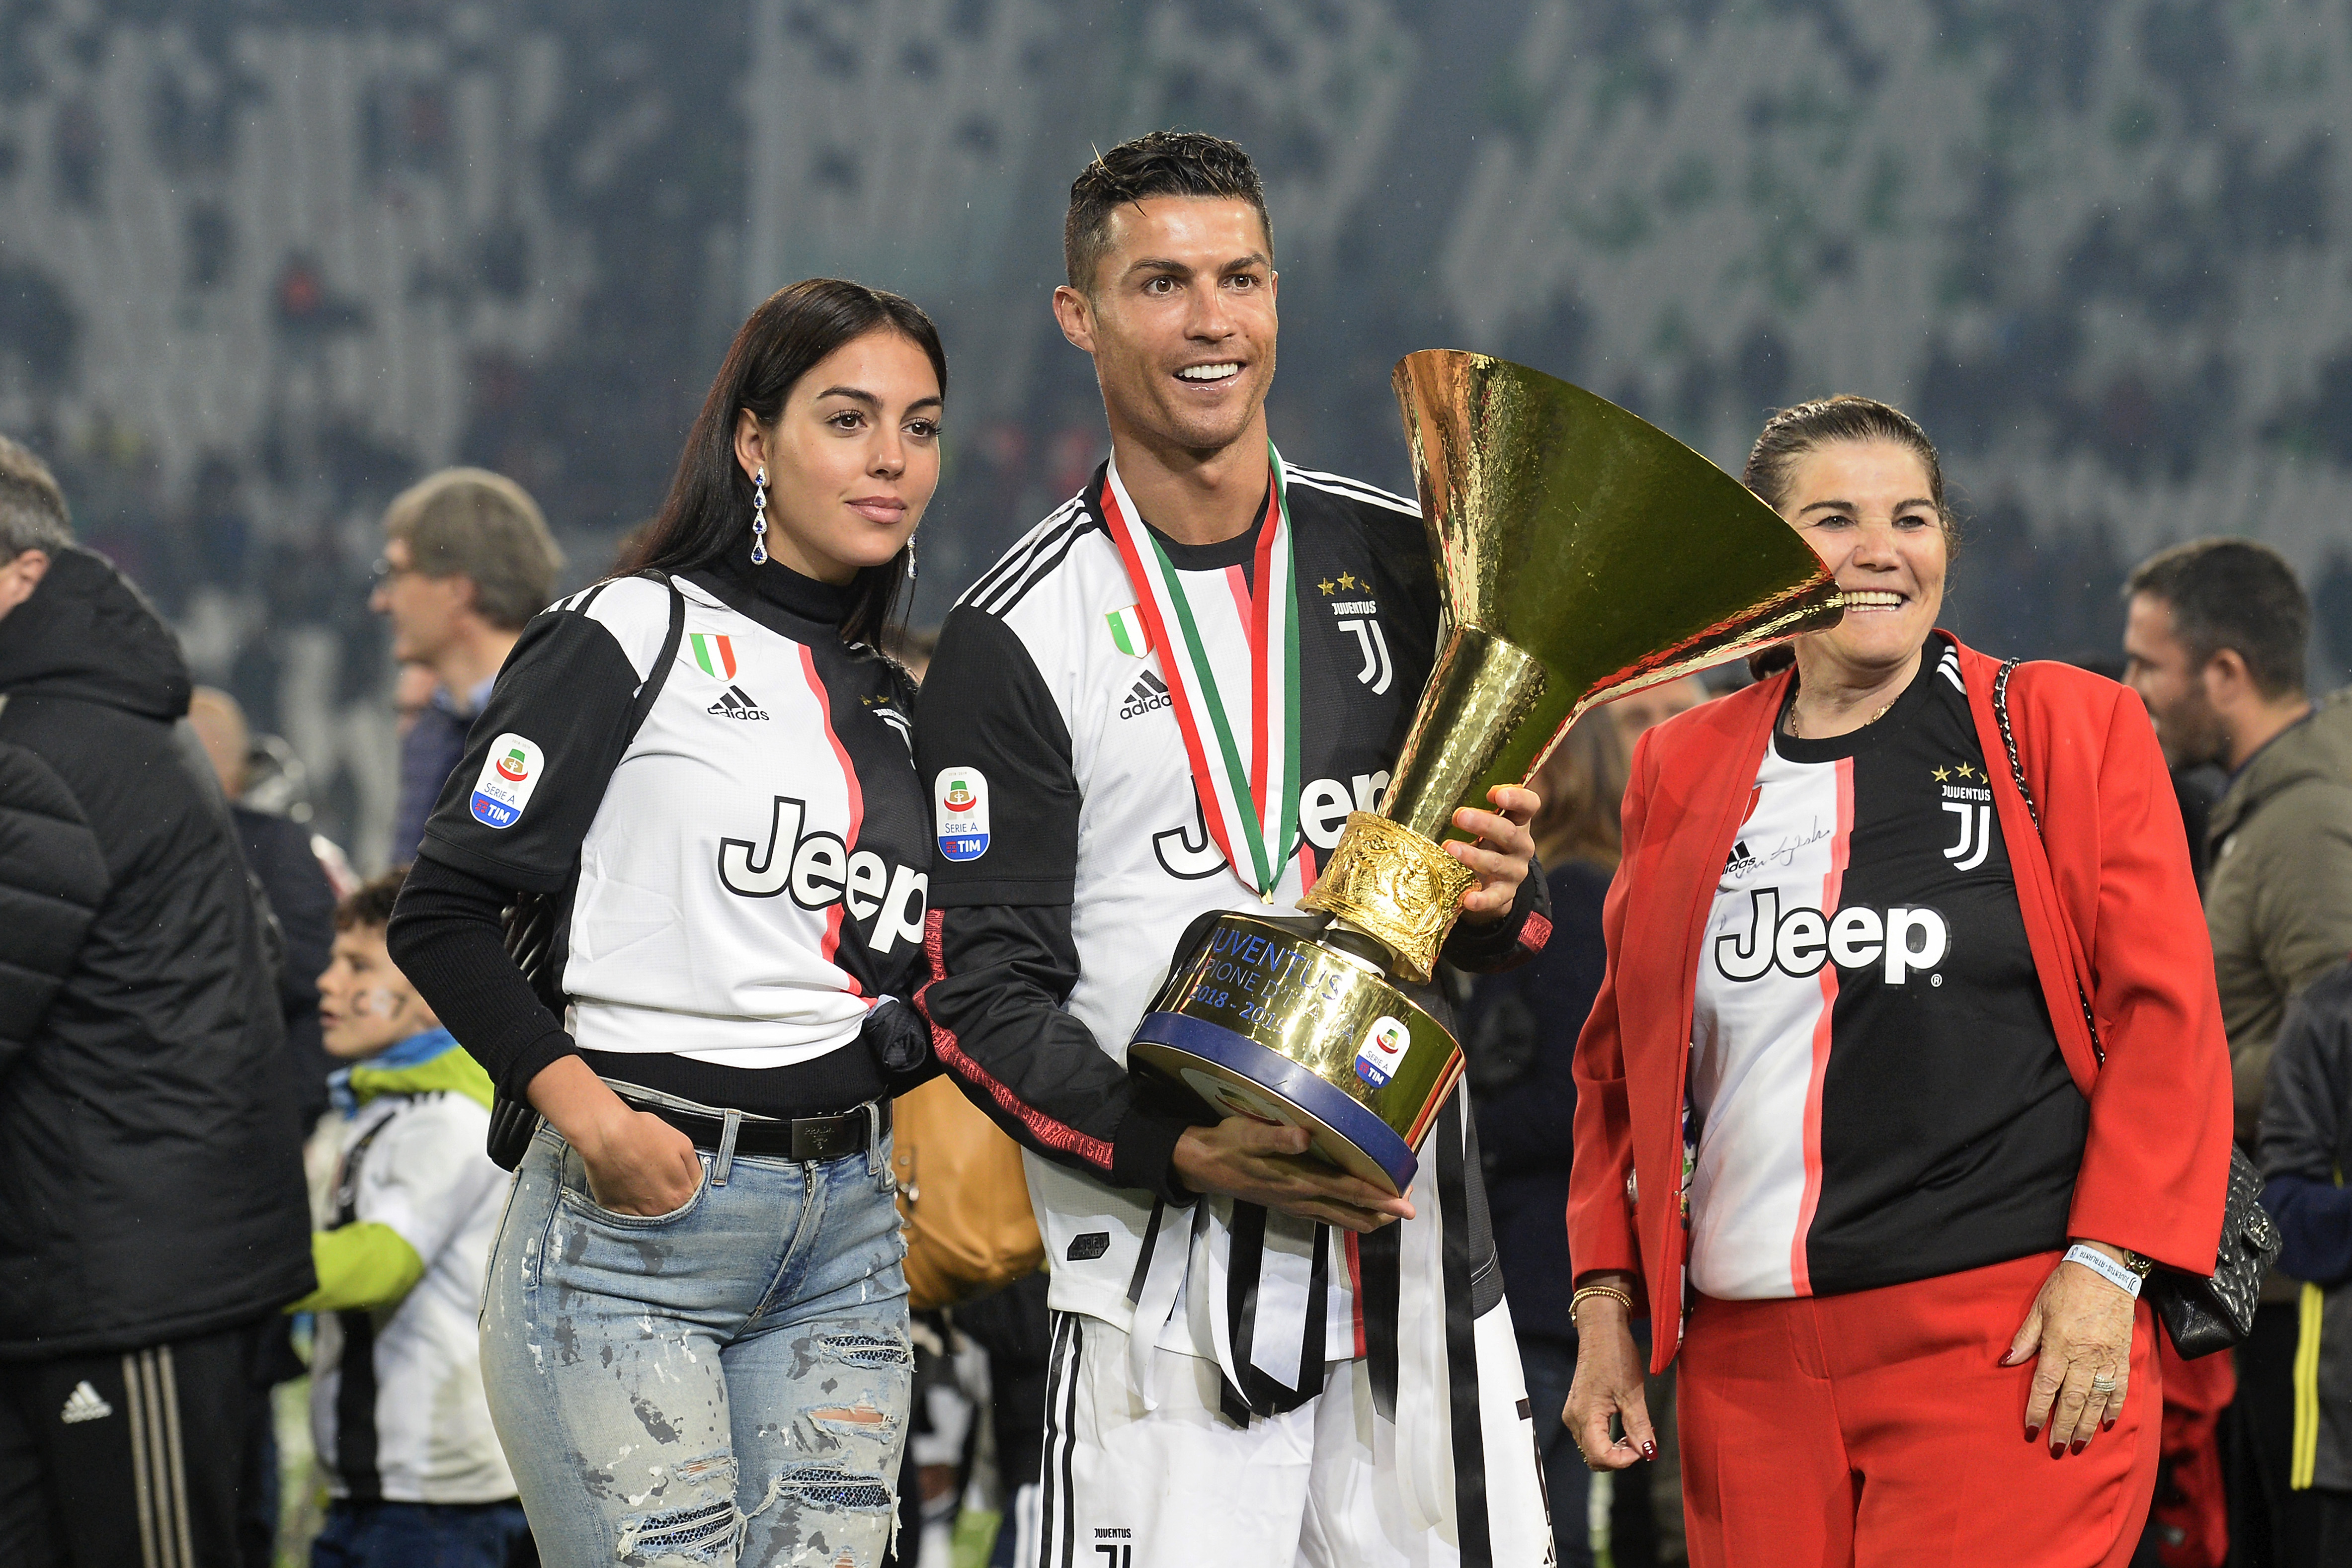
[1027,1305,1553,1568]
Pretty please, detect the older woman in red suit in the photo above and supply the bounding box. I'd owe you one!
[1563,396,2233,1567]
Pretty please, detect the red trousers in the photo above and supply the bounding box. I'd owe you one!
[1678,1250,2160,1568]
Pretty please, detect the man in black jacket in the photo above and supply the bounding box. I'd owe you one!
[0,436,315,1566]
[2257,959,2352,1554]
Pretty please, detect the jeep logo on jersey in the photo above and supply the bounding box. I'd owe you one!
[718,795,928,954]
[934,768,990,862]
[469,733,542,829]
[1714,888,1948,985]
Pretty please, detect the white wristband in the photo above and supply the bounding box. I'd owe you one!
[2064,1243,2142,1298]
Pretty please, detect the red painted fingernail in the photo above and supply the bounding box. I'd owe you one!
[2024,1425,2039,1443]
[2070,1439,2086,1455]
[2102,1418,2115,1432]
[1641,1441,1657,1461]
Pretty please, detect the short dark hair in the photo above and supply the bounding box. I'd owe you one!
[2125,538,2309,698]
[1065,132,1272,295]
[383,468,564,632]
[618,278,945,650]
[335,866,409,933]
[1740,395,1954,677]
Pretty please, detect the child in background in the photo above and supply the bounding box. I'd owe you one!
[293,869,529,1567]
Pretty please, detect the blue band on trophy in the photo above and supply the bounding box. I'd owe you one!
[1132,1009,1419,1193]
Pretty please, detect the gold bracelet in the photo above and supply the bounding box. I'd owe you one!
[1570,1284,1634,1323]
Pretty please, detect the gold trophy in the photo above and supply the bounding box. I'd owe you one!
[1126,350,1844,1194]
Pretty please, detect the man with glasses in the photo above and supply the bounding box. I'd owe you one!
[370,468,563,862]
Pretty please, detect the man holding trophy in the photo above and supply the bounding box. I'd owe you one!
[914,133,1557,1566]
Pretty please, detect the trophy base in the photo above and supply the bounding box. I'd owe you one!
[1125,912,1464,1198]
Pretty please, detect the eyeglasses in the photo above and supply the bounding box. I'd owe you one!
[370,557,418,588]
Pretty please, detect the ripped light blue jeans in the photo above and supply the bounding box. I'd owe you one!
[481,1118,911,1568]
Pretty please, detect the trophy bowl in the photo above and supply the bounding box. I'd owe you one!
[1127,350,1843,1194]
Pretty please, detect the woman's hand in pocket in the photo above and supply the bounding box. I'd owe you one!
[528,1056,703,1216]
[579,1109,703,1216]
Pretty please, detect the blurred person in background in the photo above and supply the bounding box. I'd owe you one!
[1570,398,2232,1566]
[0,434,315,1565]
[2254,956,2352,1562]
[1460,712,1631,1568]
[296,869,526,1568]
[1603,673,1709,756]
[188,683,341,1567]
[2122,539,2352,1568]
[392,660,440,741]
[389,279,943,1568]
[950,1273,1053,1568]
[2122,541,2348,1146]
[190,684,340,1129]
[371,467,564,864]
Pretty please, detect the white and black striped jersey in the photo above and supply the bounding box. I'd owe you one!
[1690,636,2082,1299]
[915,460,1547,1380]
[417,560,930,1082]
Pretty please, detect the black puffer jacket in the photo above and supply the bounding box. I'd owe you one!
[0,548,313,1358]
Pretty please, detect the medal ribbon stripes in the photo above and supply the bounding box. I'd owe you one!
[1101,442,1304,900]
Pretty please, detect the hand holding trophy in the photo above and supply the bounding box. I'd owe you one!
[1127,349,1845,1194]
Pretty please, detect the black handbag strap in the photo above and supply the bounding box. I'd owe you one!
[1998,659,2275,1351]
[1991,657,2105,1068]
[629,570,691,741]
[487,570,687,1168]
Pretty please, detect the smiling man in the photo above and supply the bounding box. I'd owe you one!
[914,133,1554,1568]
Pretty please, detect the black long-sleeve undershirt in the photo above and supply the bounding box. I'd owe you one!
[389,854,897,1118]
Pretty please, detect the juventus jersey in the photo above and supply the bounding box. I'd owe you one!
[1689,636,2083,1300]
[418,562,929,1071]
[310,1070,512,1503]
[916,460,1544,1371]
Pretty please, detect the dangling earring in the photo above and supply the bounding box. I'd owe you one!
[904,536,918,582]
[749,468,769,566]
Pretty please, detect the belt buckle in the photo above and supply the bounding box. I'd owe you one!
[791,1114,841,1163]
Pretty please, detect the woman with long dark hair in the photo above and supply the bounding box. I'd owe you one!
[389,278,945,1567]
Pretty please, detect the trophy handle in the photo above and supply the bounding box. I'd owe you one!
[1297,623,1547,982]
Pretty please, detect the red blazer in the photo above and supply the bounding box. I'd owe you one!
[1568,637,2234,1370]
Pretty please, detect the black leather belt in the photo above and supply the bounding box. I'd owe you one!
[635,1099,889,1163]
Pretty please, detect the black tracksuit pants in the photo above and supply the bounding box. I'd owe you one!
[0,1320,277,1568]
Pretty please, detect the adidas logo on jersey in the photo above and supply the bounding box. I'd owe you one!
[1724,839,1761,878]
[708,685,772,721]
[60,1381,111,1423]
[1120,670,1172,720]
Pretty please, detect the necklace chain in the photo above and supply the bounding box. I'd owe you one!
[1786,698,1893,741]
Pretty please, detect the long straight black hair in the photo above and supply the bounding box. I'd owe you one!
[621,278,947,648]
